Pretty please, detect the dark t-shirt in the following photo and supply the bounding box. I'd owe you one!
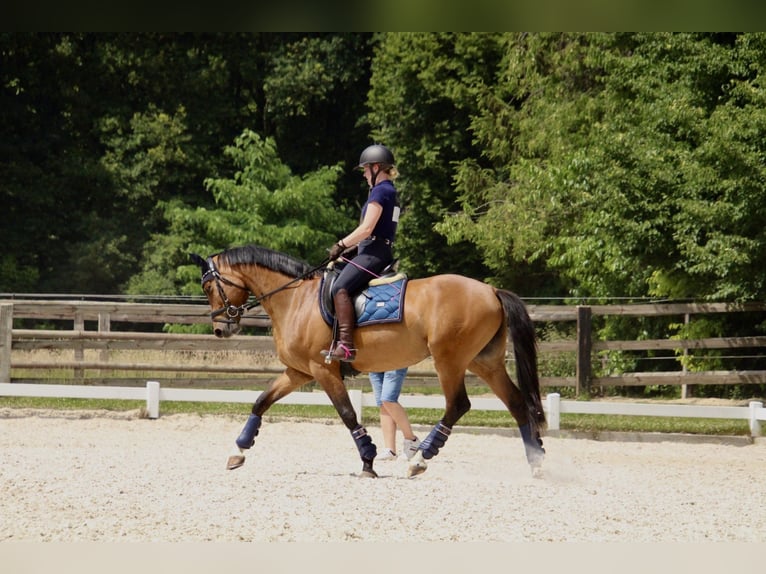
[363,180,399,242]
[332,179,399,295]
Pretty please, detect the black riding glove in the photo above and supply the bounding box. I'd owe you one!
[328,241,347,260]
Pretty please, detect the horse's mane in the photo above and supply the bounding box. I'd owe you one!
[217,244,320,279]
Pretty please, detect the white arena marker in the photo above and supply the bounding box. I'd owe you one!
[146,380,160,419]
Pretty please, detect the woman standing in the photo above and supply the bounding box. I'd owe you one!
[369,368,420,460]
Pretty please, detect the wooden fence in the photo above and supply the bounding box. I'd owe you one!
[3,298,766,392]
[2,297,766,435]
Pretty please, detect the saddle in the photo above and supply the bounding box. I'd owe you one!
[318,260,408,328]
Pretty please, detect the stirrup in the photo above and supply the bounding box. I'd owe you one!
[321,342,357,363]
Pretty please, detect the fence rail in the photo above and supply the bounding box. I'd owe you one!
[3,298,766,395]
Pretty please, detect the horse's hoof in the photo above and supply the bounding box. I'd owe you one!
[358,469,378,478]
[407,451,428,478]
[407,463,427,478]
[227,455,245,470]
[406,452,427,477]
[531,465,544,479]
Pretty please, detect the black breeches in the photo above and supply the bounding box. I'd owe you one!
[331,252,391,297]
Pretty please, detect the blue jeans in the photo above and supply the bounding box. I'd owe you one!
[369,368,408,406]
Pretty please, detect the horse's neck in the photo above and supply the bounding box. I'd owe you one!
[242,265,290,297]
[242,265,314,323]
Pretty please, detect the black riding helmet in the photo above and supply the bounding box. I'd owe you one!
[358,144,395,168]
[358,144,395,187]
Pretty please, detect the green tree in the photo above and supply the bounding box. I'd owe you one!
[1,33,374,295]
[366,33,503,283]
[1,33,111,293]
[127,129,353,296]
[444,32,766,302]
[437,32,766,397]
[262,33,374,196]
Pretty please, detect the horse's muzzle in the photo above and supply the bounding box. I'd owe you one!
[213,322,241,338]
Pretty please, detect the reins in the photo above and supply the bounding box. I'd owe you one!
[205,256,330,323]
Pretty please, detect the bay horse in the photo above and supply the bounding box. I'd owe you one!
[190,245,546,478]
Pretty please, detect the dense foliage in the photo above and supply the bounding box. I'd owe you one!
[1,32,370,295]
[6,32,766,305]
[441,33,766,303]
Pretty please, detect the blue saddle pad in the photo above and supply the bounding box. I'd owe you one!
[355,277,407,326]
[318,274,407,327]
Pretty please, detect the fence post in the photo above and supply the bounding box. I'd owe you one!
[146,381,160,419]
[349,389,363,424]
[576,305,592,396]
[74,311,84,380]
[681,312,693,399]
[546,392,561,431]
[749,401,763,437]
[0,304,12,383]
[98,312,111,367]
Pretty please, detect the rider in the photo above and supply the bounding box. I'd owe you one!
[321,143,401,362]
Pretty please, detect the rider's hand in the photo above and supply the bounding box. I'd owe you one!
[328,241,346,260]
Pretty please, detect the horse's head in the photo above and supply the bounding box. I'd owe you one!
[190,252,251,338]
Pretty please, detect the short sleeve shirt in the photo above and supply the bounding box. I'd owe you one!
[362,180,400,242]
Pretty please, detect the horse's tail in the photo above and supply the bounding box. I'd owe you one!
[496,289,547,433]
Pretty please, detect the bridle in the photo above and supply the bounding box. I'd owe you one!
[201,259,253,323]
[201,256,328,324]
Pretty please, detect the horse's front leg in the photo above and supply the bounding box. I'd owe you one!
[407,373,471,478]
[313,369,378,479]
[227,368,311,470]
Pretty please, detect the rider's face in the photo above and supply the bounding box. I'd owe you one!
[361,164,376,187]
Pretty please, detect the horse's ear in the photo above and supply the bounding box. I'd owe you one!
[189,253,207,272]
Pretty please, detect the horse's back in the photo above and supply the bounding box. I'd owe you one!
[404,274,503,333]
[405,274,497,306]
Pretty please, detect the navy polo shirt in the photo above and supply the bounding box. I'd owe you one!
[363,180,400,242]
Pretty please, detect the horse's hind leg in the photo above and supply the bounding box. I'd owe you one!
[227,368,311,470]
[468,355,545,477]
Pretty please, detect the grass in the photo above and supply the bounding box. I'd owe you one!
[0,396,752,436]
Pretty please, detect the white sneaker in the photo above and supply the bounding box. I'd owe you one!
[377,448,397,461]
[402,437,421,460]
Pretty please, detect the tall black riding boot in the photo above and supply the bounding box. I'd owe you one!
[321,289,357,362]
